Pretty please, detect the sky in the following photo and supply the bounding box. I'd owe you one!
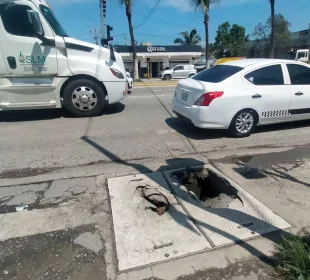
[48,0,310,46]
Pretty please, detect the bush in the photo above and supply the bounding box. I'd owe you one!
[273,231,310,280]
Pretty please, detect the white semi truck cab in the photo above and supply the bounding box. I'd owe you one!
[0,0,127,117]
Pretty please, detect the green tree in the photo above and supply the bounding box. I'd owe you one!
[214,22,248,58]
[189,0,220,67]
[174,29,201,46]
[267,14,291,48]
[269,0,276,58]
[253,14,291,57]
[119,0,138,79]
[253,23,269,57]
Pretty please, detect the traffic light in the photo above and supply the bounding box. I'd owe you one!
[102,0,106,17]
[107,25,113,42]
[101,25,113,46]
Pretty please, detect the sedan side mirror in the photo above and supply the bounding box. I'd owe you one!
[27,10,44,39]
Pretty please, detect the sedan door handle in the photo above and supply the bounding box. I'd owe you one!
[252,94,262,99]
[295,91,304,96]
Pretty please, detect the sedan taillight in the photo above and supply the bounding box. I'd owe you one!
[194,91,224,106]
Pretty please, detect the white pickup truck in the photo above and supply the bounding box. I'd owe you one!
[158,65,197,80]
[0,0,127,117]
[295,49,310,63]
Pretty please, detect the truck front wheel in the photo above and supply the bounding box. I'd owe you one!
[63,79,105,117]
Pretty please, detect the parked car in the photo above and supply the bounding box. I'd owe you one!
[126,71,133,89]
[173,59,310,137]
[158,65,197,80]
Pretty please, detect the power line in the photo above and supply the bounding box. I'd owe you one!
[89,29,100,45]
[134,0,161,29]
[109,0,203,30]
[62,0,98,26]
[135,32,177,39]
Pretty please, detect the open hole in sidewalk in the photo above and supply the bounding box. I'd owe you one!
[171,168,243,208]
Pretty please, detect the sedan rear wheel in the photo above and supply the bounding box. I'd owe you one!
[230,110,256,137]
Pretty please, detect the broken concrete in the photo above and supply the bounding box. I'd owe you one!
[41,177,98,205]
[164,165,290,247]
[0,225,107,280]
[172,168,241,208]
[0,183,48,206]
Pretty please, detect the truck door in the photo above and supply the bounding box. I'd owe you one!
[0,1,58,104]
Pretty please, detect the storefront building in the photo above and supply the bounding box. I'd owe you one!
[115,45,202,78]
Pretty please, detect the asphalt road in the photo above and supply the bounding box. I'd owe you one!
[1,85,310,180]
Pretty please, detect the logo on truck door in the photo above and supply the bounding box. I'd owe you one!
[19,52,46,64]
[18,52,47,72]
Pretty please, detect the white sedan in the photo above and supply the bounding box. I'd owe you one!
[173,59,310,137]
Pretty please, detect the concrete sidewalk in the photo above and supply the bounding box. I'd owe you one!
[0,150,309,280]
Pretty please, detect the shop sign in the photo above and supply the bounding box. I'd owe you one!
[147,46,166,53]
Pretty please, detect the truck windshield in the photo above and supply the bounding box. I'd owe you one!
[39,5,68,37]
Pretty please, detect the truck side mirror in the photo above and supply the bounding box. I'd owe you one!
[27,10,44,39]
[109,43,116,62]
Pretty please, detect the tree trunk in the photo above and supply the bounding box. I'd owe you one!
[126,7,139,79]
[269,0,275,58]
[204,13,209,68]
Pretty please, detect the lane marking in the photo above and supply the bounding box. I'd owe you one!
[133,86,176,89]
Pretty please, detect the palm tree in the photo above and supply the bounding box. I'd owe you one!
[119,0,138,79]
[189,0,220,67]
[269,0,275,58]
[174,29,201,46]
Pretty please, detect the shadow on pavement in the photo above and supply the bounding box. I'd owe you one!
[234,149,310,189]
[0,103,125,122]
[166,116,310,140]
[165,117,226,140]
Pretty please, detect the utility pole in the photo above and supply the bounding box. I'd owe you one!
[99,0,106,40]
[90,29,99,45]
[124,34,128,46]
[308,23,310,48]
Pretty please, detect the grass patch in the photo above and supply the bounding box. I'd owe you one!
[273,231,310,280]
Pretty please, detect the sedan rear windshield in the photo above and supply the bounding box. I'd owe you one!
[192,65,243,83]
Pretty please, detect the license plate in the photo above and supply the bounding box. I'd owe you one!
[181,92,188,101]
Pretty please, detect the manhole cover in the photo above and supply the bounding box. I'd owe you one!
[163,165,291,247]
[108,172,212,271]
